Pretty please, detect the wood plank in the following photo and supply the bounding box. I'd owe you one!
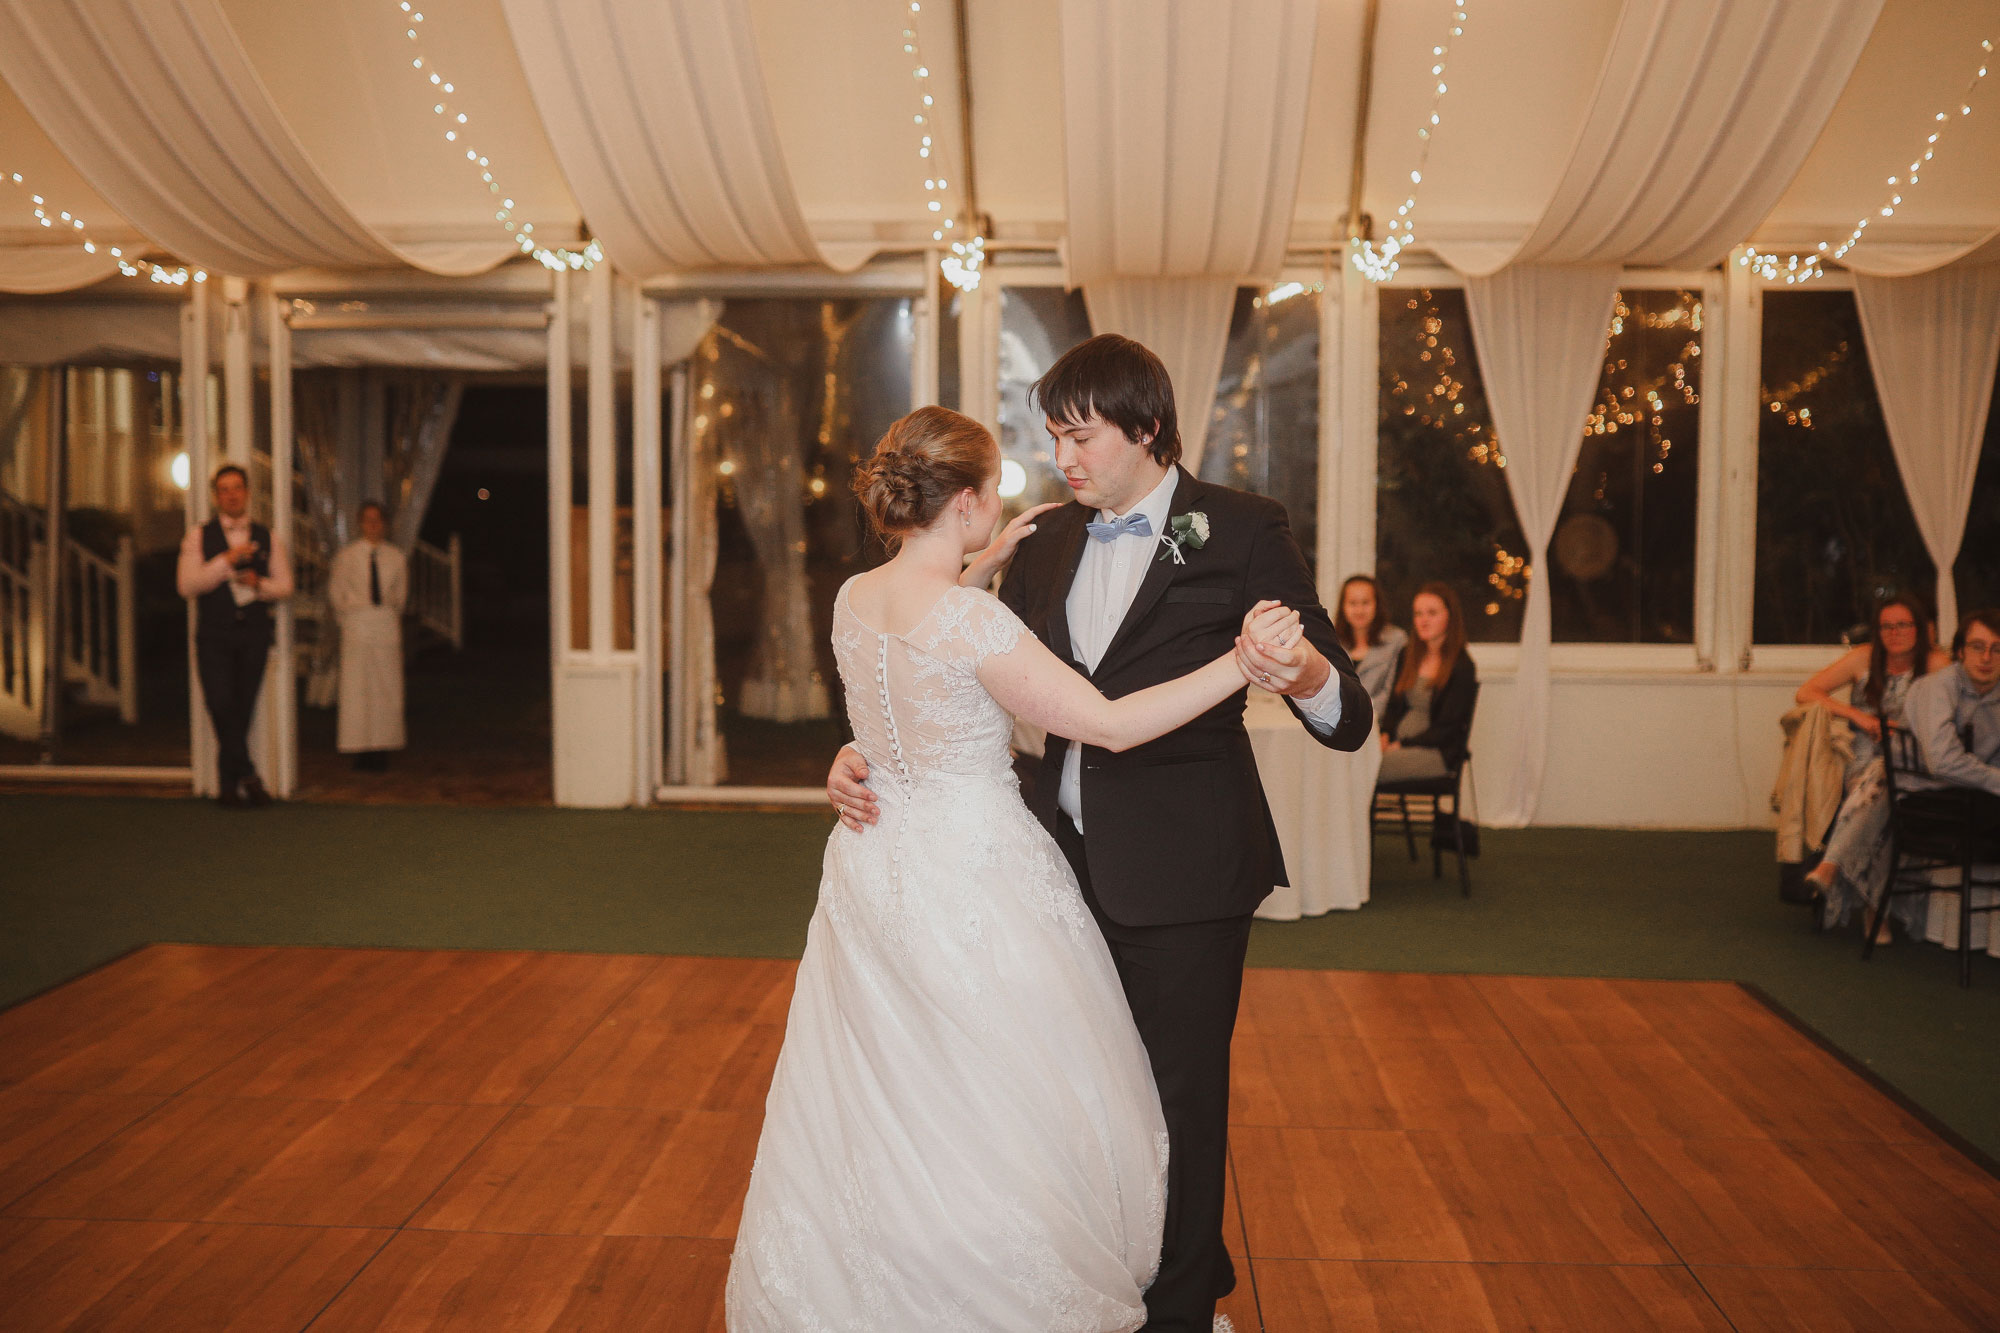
[0,1092,163,1209]
[0,950,415,1097]
[1230,1125,1675,1265]
[527,1020,783,1113]
[1237,970,1513,1043]
[413,1105,761,1239]
[305,1229,732,1332]
[1230,1031,1574,1135]
[0,1217,388,1332]
[1597,1134,2000,1272]
[10,1096,508,1229]
[1252,1258,1733,1332]
[1474,975,1798,1051]
[1696,1265,2000,1332]
[189,951,657,1103]
[1527,1036,1931,1142]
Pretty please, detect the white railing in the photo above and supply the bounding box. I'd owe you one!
[0,489,137,740]
[409,533,462,651]
[0,493,40,737]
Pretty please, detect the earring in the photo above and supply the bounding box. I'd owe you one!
[962,511,970,526]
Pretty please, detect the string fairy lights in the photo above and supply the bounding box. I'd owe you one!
[1742,35,1993,284]
[899,1,984,291]
[1352,3,1471,282]
[2,169,205,286]
[389,0,600,271]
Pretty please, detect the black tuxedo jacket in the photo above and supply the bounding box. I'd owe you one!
[997,467,1371,926]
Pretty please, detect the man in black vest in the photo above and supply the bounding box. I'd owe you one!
[830,335,1370,1331]
[176,464,293,806]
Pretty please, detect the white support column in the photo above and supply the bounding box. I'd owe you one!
[1326,261,1379,590]
[549,262,642,806]
[958,281,1002,435]
[183,279,217,795]
[1716,251,1764,676]
[1691,271,1728,674]
[633,288,663,801]
[588,259,614,656]
[666,362,691,787]
[222,275,280,793]
[912,253,939,409]
[222,277,253,467]
[547,264,572,700]
[267,288,297,797]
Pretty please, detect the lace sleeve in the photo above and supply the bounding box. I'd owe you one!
[923,586,1027,671]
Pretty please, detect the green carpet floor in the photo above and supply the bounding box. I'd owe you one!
[4,795,1996,1161]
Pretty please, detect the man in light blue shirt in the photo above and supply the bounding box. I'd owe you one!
[1904,608,2000,805]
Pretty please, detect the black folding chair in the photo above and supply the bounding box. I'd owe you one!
[1869,718,2000,988]
[1372,681,1479,897]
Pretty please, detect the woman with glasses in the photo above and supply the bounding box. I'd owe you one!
[1797,595,1949,941]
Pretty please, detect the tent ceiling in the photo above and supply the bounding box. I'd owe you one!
[1,0,1996,288]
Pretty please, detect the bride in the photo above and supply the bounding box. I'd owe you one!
[725,407,1292,1331]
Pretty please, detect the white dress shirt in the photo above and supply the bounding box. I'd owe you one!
[1057,469,1344,829]
[176,512,294,605]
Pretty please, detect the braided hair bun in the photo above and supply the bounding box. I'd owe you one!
[853,406,998,539]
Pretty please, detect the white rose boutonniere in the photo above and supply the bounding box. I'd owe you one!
[1159,511,1211,565]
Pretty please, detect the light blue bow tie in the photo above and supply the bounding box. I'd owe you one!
[1085,512,1153,542]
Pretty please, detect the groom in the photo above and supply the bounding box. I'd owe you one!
[830,334,1371,1330]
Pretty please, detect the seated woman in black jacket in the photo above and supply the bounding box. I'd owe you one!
[1380,582,1478,782]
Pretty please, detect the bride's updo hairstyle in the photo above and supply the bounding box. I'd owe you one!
[853,406,998,541]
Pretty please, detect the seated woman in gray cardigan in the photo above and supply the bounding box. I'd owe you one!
[1379,581,1478,783]
[1334,573,1409,720]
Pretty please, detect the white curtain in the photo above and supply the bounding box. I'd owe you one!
[499,0,826,276]
[385,379,468,554]
[1083,277,1238,474]
[1060,0,1316,284]
[0,0,516,279]
[1853,263,2000,637]
[1464,264,1621,827]
[1432,0,1882,275]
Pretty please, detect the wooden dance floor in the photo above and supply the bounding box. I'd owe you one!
[3,947,1999,1331]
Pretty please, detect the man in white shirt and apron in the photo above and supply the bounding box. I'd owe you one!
[329,501,408,771]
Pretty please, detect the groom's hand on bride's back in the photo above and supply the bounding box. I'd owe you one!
[828,744,879,830]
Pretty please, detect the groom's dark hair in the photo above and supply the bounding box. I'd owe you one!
[1032,334,1181,467]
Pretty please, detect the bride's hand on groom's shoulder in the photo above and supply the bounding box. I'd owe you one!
[961,502,1064,589]
[827,744,879,831]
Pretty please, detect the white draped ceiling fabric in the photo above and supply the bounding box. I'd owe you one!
[1853,261,2000,637]
[0,0,515,279]
[1083,277,1238,473]
[1464,264,1621,828]
[1062,0,1315,473]
[1433,0,1885,276]
[499,0,826,276]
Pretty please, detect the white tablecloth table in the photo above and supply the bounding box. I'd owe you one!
[1246,694,1380,919]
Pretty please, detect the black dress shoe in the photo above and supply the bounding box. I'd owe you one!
[218,784,245,808]
[240,777,273,808]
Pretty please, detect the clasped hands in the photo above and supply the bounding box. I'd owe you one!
[1236,599,1330,700]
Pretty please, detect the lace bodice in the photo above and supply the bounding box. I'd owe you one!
[833,579,1026,782]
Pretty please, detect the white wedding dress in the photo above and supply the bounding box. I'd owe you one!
[726,581,1168,1332]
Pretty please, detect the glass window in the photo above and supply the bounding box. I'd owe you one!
[1755,291,1932,644]
[1378,287,1705,644]
[699,297,913,785]
[1951,359,2000,627]
[1550,290,1703,643]
[1201,286,1320,578]
[996,284,1092,510]
[1377,287,1526,641]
